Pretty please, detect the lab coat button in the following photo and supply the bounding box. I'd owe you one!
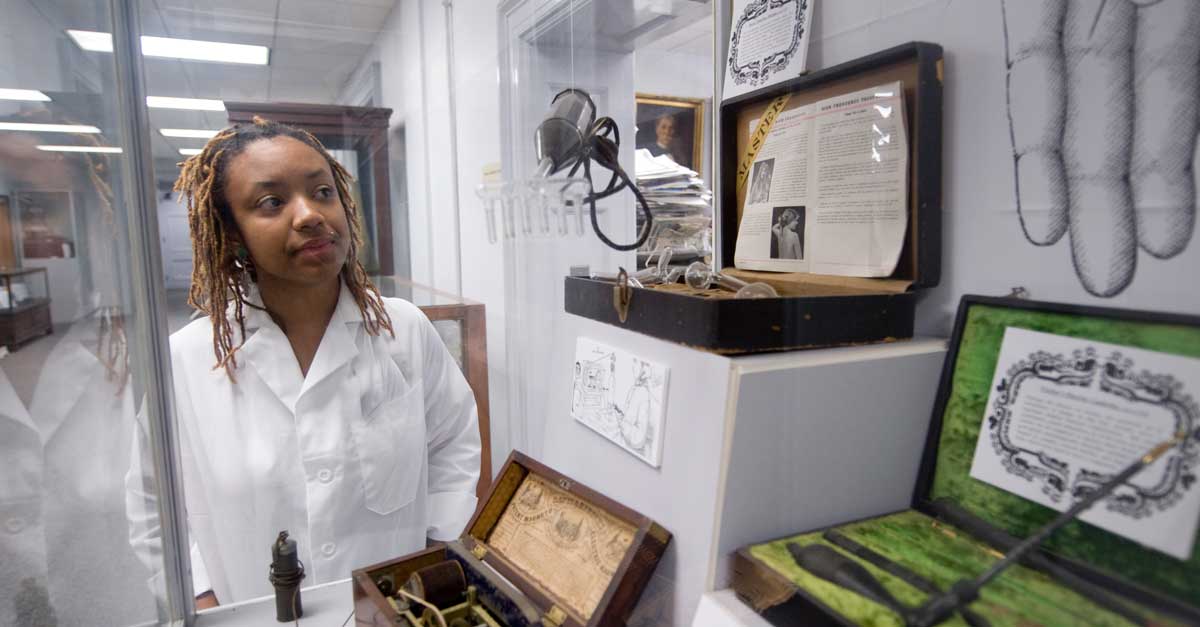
[5,517,24,534]
[317,468,333,483]
[321,542,336,557]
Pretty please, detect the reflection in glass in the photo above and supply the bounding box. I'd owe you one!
[0,2,167,622]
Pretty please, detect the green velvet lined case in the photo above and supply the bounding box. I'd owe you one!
[732,296,1200,626]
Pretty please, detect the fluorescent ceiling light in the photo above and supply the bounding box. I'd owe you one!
[37,145,122,153]
[146,96,225,111]
[179,148,203,156]
[0,122,100,133]
[67,30,269,65]
[65,29,112,52]
[0,88,50,102]
[160,128,220,139]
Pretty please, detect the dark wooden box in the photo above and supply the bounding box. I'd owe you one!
[353,451,671,627]
[565,42,942,353]
[730,296,1200,626]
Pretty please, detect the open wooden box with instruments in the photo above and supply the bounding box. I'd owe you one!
[352,452,671,627]
[731,296,1200,626]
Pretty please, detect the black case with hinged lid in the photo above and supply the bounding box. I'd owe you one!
[564,42,942,353]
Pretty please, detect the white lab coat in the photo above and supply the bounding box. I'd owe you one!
[1,318,157,627]
[27,318,156,627]
[127,284,480,604]
[0,362,50,627]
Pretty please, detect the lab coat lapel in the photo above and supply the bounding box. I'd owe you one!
[29,341,98,442]
[297,285,362,400]
[0,357,36,435]
[238,300,305,413]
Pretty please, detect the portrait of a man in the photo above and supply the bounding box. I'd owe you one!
[635,95,704,171]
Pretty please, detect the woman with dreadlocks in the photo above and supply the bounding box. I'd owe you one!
[126,118,480,607]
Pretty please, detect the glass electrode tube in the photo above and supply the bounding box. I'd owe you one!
[684,261,778,298]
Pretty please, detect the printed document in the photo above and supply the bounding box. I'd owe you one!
[734,82,908,276]
[969,327,1200,560]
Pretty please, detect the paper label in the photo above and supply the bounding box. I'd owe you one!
[571,338,669,468]
[969,327,1200,560]
[723,0,814,100]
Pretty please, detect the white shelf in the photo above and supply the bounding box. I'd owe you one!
[538,314,948,626]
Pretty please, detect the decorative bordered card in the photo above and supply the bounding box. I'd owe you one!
[969,327,1200,560]
[723,0,814,100]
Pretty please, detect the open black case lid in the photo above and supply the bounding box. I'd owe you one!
[913,295,1200,616]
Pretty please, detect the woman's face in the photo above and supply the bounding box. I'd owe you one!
[222,136,351,290]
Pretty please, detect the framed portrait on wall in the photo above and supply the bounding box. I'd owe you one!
[15,190,76,259]
[634,94,705,172]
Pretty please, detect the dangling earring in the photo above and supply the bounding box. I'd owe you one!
[233,245,253,274]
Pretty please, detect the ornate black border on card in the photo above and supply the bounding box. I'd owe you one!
[986,346,1199,519]
[728,0,809,88]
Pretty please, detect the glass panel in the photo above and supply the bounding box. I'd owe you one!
[137,0,487,613]
[493,0,713,461]
[492,4,713,626]
[0,0,172,624]
[431,319,465,372]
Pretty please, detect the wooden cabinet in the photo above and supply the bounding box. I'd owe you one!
[0,267,52,349]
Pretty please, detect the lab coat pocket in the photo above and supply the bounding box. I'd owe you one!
[352,382,425,515]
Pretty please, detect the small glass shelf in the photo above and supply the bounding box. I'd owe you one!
[0,267,50,312]
[0,267,52,349]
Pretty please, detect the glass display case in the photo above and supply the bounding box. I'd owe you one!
[0,267,51,348]
[374,276,493,500]
[0,0,714,624]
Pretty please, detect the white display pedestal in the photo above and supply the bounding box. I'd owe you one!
[538,314,947,626]
[692,589,773,627]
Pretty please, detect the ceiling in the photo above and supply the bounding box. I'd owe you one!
[21,0,396,181]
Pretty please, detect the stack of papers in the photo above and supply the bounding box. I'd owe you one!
[635,150,711,213]
[635,149,713,257]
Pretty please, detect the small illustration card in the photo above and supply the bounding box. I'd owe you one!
[970,327,1200,560]
[571,338,670,468]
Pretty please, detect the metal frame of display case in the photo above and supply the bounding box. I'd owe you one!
[0,267,52,349]
[421,301,493,499]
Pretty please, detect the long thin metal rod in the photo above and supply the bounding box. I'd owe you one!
[911,436,1182,627]
[442,0,464,297]
[929,499,1145,625]
[975,438,1179,591]
[109,0,194,622]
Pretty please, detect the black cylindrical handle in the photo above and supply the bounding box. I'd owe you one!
[270,532,304,622]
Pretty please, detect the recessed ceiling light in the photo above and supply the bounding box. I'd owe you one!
[0,88,51,102]
[160,128,220,139]
[37,145,123,153]
[146,96,225,111]
[0,122,101,133]
[179,148,203,156]
[67,30,270,65]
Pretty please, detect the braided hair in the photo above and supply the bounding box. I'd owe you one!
[174,116,393,380]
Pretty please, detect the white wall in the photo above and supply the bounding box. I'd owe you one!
[359,0,513,475]
[790,0,1200,333]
